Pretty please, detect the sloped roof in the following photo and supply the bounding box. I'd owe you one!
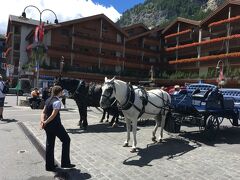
[122,23,149,31]
[162,17,200,34]
[46,14,128,37]
[9,15,40,26]
[126,26,164,41]
[201,0,240,26]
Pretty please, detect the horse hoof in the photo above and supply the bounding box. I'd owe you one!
[112,123,118,128]
[105,120,109,123]
[152,136,157,143]
[130,148,137,153]
[99,120,103,123]
[123,142,128,147]
[158,139,163,143]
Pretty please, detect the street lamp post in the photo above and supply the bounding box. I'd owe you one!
[21,5,58,88]
[216,60,225,88]
[59,56,65,75]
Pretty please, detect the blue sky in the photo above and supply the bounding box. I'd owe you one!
[0,0,145,34]
[92,0,145,13]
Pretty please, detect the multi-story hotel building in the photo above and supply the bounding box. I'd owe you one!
[4,0,240,87]
[164,0,240,87]
[0,35,6,75]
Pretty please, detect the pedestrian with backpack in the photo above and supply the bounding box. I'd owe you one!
[0,75,9,121]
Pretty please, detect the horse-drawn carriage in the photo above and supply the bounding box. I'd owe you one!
[166,83,240,138]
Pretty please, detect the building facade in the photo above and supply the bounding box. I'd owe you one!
[4,0,240,87]
[164,0,240,87]
[0,35,6,76]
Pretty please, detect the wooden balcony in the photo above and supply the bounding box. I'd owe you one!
[47,47,71,59]
[74,36,100,48]
[144,38,160,46]
[101,41,123,52]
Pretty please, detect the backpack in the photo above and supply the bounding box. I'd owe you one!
[1,82,9,94]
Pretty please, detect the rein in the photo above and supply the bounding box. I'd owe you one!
[72,80,83,97]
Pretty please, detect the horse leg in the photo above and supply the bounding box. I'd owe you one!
[131,119,138,153]
[123,118,131,147]
[110,115,115,127]
[106,111,110,122]
[100,109,106,123]
[152,117,160,143]
[112,113,119,128]
[76,103,82,127]
[158,114,166,143]
[79,105,88,130]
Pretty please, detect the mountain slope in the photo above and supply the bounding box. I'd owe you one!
[117,0,225,28]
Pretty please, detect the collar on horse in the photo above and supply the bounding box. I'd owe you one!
[119,83,148,118]
[120,83,135,110]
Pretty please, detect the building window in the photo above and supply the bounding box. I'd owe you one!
[117,34,122,43]
[60,29,69,36]
[127,29,134,36]
[14,26,21,35]
[14,43,20,50]
[102,25,108,32]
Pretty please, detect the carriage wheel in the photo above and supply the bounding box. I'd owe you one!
[204,115,220,140]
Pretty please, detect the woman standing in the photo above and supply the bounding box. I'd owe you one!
[40,85,75,171]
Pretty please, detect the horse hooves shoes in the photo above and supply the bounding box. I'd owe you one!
[61,164,76,168]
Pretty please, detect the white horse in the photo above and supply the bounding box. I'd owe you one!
[100,77,171,152]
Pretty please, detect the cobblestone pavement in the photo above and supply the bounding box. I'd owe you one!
[19,106,240,180]
[7,98,240,180]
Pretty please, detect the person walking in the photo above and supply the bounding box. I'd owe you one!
[0,75,7,121]
[40,85,75,171]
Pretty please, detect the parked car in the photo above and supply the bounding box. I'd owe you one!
[8,78,31,96]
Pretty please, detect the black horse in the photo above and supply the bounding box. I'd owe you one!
[55,77,121,129]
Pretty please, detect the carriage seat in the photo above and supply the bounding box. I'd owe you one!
[191,89,212,101]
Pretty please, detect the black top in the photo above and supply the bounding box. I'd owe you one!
[44,96,61,129]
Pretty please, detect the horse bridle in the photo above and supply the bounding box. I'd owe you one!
[101,81,135,110]
[101,82,116,105]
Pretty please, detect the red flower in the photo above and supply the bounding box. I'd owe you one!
[166,34,240,52]
[209,15,240,28]
[169,52,240,64]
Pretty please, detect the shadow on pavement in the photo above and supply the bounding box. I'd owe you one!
[54,168,91,180]
[0,118,18,123]
[66,122,126,134]
[123,137,200,167]
[179,126,240,146]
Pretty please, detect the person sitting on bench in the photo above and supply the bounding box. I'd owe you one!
[29,88,41,109]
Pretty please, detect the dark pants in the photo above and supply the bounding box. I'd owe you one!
[45,124,71,168]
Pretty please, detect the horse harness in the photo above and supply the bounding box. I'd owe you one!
[104,82,170,119]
